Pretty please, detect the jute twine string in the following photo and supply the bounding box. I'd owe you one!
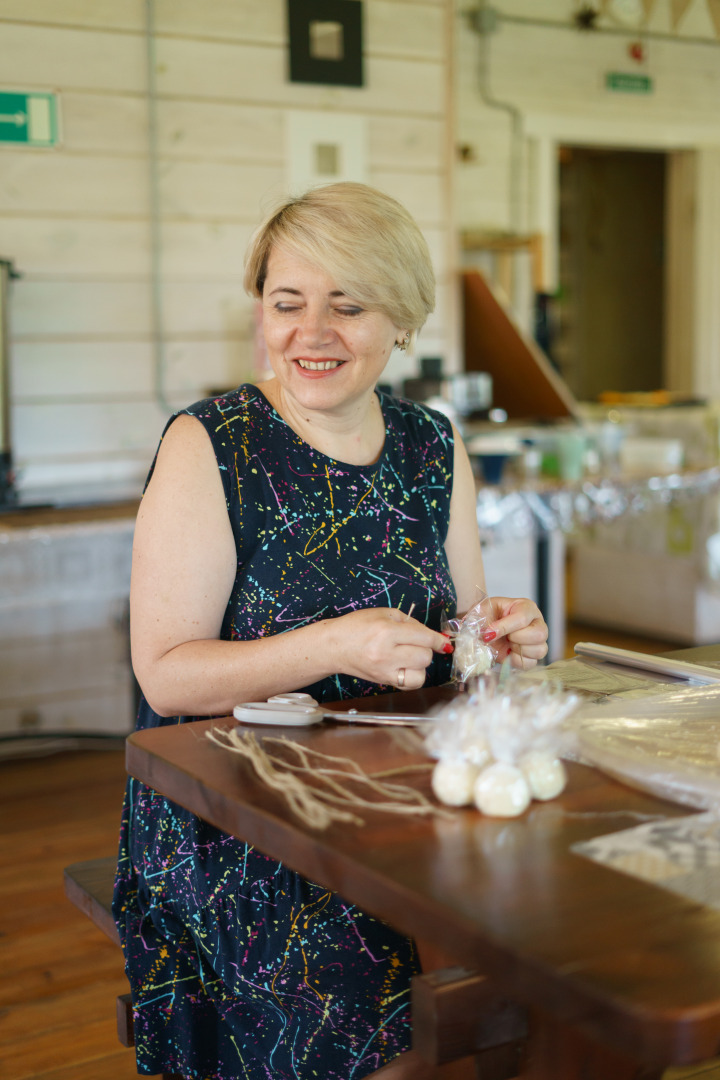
[205,727,445,830]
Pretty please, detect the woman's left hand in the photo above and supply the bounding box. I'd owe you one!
[481,597,549,670]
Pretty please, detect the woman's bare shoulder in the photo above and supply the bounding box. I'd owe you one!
[140,412,226,521]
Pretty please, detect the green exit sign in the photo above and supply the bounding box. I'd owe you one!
[606,72,653,94]
[0,91,59,147]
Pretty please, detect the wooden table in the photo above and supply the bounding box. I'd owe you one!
[126,666,720,1079]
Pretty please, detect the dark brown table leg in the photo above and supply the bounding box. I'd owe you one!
[519,1010,664,1080]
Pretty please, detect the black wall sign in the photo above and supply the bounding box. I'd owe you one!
[287,0,364,88]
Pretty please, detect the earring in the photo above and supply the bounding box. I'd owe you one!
[397,332,410,351]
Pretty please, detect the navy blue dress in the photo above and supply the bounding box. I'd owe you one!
[113,384,457,1079]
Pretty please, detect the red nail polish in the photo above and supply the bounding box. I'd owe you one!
[482,630,497,642]
[443,643,454,654]
[506,646,513,657]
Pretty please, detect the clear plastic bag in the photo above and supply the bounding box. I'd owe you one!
[425,670,581,814]
[442,594,495,684]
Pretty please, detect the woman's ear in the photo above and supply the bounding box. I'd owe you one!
[395,331,411,351]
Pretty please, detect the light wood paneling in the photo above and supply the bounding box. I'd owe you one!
[11,342,155,398]
[13,401,168,459]
[0,0,454,499]
[11,339,253,403]
[0,23,144,92]
[12,280,253,339]
[0,0,144,31]
[158,222,259,276]
[155,38,445,115]
[0,154,147,217]
[158,159,286,220]
[58,93,446,172]
[0,218,151,276]
[370,169,446,225]
[156,282,253,337]
[0,152,285,222]
[155,99,285,162]
[12,280,153,337]
[456,10,720,231]
[367,1,447,58]
[1,218,256,276]
[369,115,445,169]
[152,0,447,59]
[1,155,446,227]
[32,91,147,155]
[489,28,720,118]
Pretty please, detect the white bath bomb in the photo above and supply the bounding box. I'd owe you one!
[467,644,494,678]
[431,758,481,807]
[473,762,531,818]
[519,752,567,801]
[454,636,493,679]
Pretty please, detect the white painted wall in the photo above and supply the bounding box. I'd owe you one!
[0,0,454,502]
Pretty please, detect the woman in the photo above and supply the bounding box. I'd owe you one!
[114,182,548,1080]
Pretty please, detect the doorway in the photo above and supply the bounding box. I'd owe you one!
[555,146,666,402]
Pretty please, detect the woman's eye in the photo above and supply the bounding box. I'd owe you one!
[274,303,299,313]
[336,306,363,317]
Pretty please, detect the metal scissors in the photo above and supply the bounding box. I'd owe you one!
[233,693,434,728]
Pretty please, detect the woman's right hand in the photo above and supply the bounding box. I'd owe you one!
[327,607,452,691]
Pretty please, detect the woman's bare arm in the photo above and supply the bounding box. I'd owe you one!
[130,415,449,715]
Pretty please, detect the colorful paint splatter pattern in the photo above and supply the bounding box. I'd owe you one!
[113,384,457,1078]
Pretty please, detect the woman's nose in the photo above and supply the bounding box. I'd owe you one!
[296,307,334,345]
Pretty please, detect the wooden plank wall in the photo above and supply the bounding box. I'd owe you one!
[456,0,720,233]
[0,0,454,501]
[455,0,720,401]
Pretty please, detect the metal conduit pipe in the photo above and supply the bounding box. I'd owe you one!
[468,5,525,233]
[145,0,173,415]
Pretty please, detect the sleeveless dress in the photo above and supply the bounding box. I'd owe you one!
[113,384,457,1080]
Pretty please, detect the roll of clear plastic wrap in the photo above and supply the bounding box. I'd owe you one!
[567,684,720,811]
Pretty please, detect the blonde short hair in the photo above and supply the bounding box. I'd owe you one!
[243,182,435,335]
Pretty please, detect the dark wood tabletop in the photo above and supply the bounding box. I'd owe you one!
[126,664,720,1078]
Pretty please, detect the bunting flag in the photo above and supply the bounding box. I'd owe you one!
[600,0,718,33]
[670,0,694,27]
[707,0,720,35]
[597,1,719,41]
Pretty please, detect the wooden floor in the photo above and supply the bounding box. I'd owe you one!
[1,618,719,1080]
[0,746,141,1080]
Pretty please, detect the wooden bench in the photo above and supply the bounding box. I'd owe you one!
[65,856,525,1079]
[63,856,182,1080]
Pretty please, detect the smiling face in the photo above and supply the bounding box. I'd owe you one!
[261,245,406,415]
